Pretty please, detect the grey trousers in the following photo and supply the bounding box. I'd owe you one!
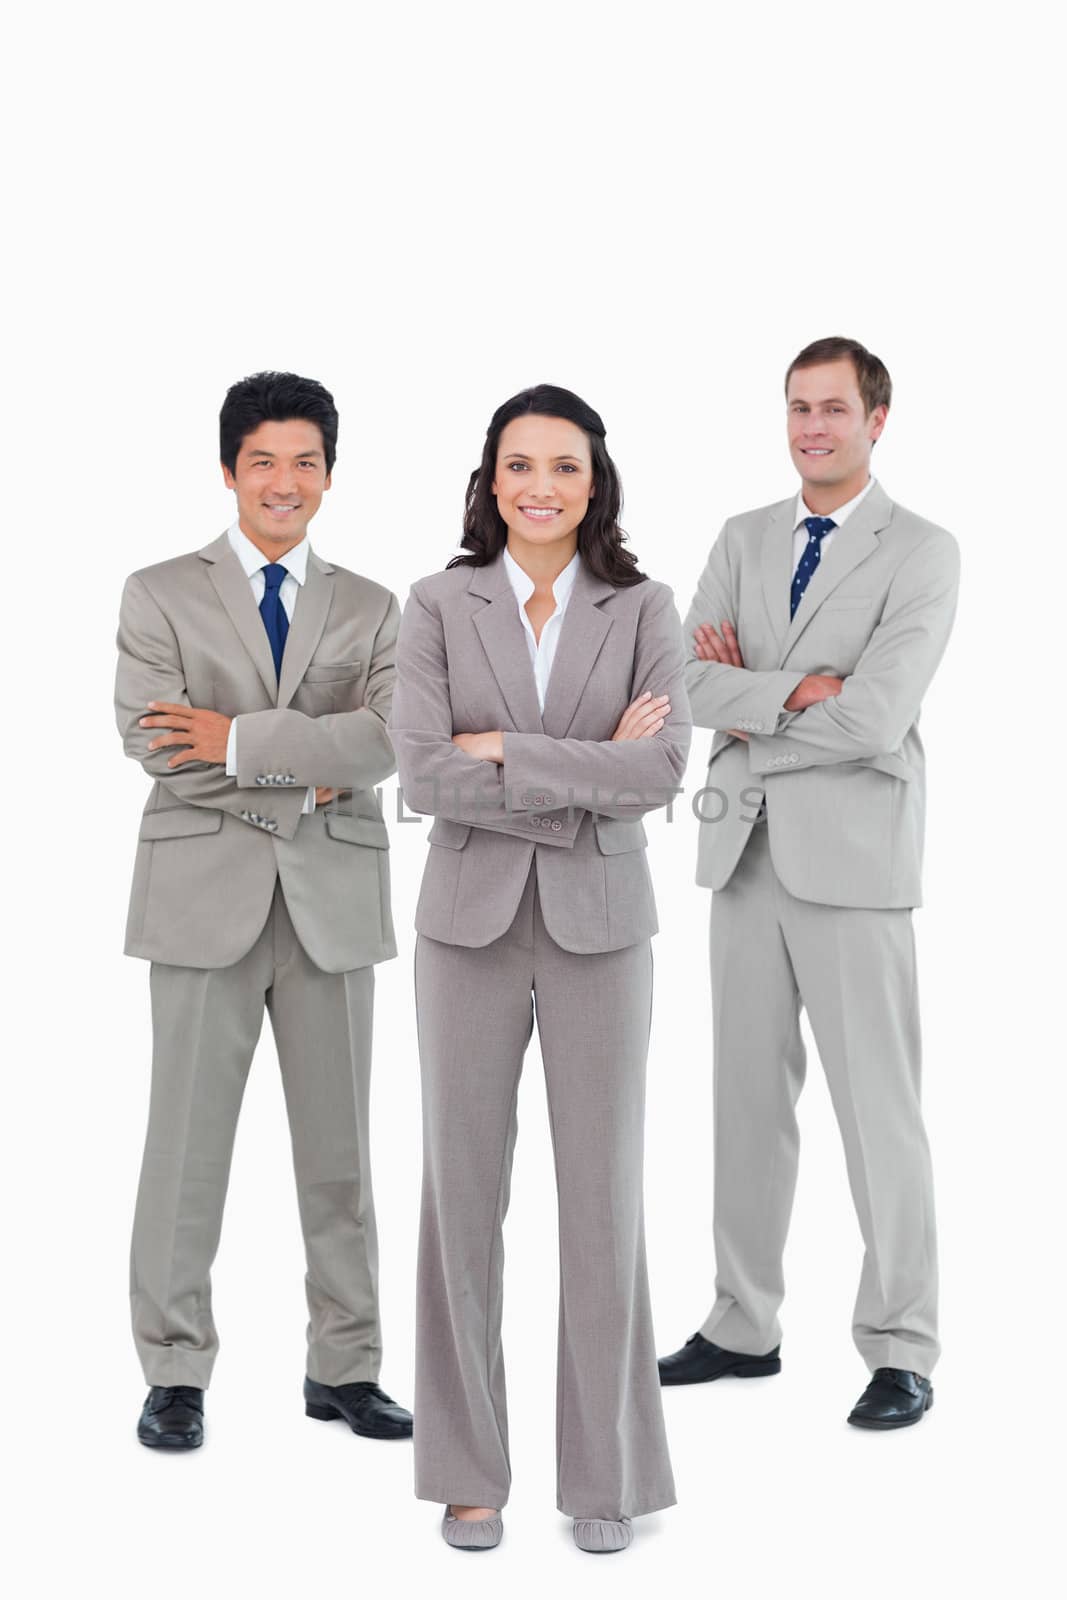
[413,863,675,1520]
[131,883,381,1388]
[701,821,939,1375]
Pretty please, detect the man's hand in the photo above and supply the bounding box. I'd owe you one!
[453,731,505,764]
[140,701,232,767]
[611,693,671,741]
[783,675,845,712]
[314,787,339,806]
[693,621,743,667]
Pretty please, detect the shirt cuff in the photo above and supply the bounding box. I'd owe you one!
[225,716,238,776]
[302,787,315,814]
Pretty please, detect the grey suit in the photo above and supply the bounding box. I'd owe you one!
[389,554,689,1519]
[116,531,400,1386]
[683,483,959,1373]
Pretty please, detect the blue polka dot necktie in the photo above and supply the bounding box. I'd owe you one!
[259,563,290,678]
[790,517,836,619]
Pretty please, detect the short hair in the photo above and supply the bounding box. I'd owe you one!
[219,371,339,474]
[785,337,892,416]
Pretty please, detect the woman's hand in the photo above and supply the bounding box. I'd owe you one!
[452,731,505,764]
[611,692,671,742]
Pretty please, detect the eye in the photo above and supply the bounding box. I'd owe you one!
[507,461,529,471]
[297,460,316,469]
[557,463,578,473]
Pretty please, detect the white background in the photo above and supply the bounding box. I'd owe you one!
[4,3,1063,1597]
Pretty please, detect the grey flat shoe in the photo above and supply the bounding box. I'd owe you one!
[441,1509,503,1550]
[573,1517,633,1553]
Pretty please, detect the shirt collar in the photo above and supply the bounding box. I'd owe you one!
[793,476,876,533]
[227,520,310,585]
[503,546,580,612]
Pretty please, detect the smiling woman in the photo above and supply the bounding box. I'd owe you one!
[389,382,691,1555]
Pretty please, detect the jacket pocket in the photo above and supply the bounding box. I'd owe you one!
[428,818,472,850]
[324,814,390,848]
[303,659,362,683]
[139,806,225,840]
[857,752,913,782]
[822,597,872,610]
[594,817,648,855]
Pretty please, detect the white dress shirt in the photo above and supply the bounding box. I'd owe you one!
[791,476,876,574]
[503,546,580,712]
[223,521,315,812]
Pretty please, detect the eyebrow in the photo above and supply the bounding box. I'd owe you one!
[245,447,324,458]
[502,451,585,462]
[790,397,852,406]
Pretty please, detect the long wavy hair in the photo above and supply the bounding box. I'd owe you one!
[447,384,645,587]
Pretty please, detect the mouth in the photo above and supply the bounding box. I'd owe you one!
[799,448,833,458]
[264,503,301,516]
[518,506,563,522]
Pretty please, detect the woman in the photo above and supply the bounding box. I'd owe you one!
[388,385,690,1553]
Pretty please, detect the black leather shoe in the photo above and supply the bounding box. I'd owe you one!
[658,1332,782,1386]
[304,1377,413,1439]
[848,1368,933,1429]
[137,1385,204,1449]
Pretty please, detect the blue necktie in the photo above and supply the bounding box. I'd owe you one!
[790,517,836,619]
[259,563,290,678]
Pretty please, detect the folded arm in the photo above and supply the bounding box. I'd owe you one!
[746,533,961,775]
[682,526,806,733]
[234,593,400,792]
[115,573,307,838]
[388,582,583,845]
[501,584,692,818]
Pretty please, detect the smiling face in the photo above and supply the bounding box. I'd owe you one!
[491,413,593,559]
[787,359,887,510]
[221,418,331,556]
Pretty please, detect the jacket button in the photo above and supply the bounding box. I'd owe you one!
[551,820,562,832]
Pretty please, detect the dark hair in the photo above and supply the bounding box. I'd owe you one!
[785,337,892,416]
[448,384,645,587]
[219,371,339,474]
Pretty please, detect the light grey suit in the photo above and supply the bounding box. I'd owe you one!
[683,483,959,1374]
[116,531,400,1386]
[389,553,690,1519]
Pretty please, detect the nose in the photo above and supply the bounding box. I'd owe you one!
[531,469,558,498]
[270,466,298,498]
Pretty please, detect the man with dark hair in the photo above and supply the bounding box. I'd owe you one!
[116,371,412,1449]
[659,338,959,1428]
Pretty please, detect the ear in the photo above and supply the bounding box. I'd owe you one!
[868,404,888,444]
[324,472,332,491]
[222,463,237,490]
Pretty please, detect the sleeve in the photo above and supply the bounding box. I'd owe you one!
[115,573,307,839]
[234,591,401,792]
[682,523,806,733]
[500,583,693,819]
[745,532,961,775]
[387,581,583,845]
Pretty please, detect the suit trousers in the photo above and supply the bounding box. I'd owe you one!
[413,860,676,1520]
[701,820,939,1374]
[130,882,381,1388]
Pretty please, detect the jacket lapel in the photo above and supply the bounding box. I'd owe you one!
[470,557,545,732]
[540,561,615,739]
[200,533,278,701]
[759,499,796,652]
[278,549,335,708]
[779,482,893,661]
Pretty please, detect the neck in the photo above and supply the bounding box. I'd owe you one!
[238,519,306,564]
[800,470,871,518]
[506,533,578,591]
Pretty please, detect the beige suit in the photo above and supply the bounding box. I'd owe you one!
[683,484,959,1374]
[389,554,689,1519]
[116,531,400,1387]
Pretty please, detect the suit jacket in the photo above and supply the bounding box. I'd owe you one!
[388,553,692,953]
[115,530,400,972]
[683,482,959,908]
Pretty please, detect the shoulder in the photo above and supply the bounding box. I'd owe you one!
[406,563,478,608]
[122,548,207,601]
[612,574,680,623]
[882,498,960,575]
[725,496,793,540]
[319,558,398,619]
